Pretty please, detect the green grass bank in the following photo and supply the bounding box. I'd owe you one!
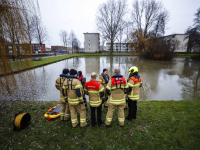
[3,53,132,77]
[0,100,200,149]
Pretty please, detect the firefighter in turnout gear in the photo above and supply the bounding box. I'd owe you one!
[63,69,89,128]
[78,71,88,110]
[105,67,128,127]
[99,68,110,110]
[126,66,142,121]
[55,68,70,121]
[85,72,105,127]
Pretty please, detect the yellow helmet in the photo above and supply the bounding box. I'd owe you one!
[129,66,138,74]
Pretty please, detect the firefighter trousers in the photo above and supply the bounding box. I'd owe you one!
[105,102,126,126]
[90,104,102,125]
[83,94,87,109]
[127,99,137,119]
[69,103,87,128]
[60,101,70,121]
[102,97,108,111]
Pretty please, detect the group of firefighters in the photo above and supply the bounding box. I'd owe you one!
[55,66,142,128]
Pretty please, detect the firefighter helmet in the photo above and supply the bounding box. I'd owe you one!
[129,66,138,74]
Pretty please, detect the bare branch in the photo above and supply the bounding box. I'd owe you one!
[96,0,127,53]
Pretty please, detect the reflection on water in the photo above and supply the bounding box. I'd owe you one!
[0,56,199,101]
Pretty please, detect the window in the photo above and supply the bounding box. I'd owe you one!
[89,44,90,46]
[89,48,90,50]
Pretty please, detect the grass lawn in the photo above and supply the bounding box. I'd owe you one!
[0,100,200,149]
[31,53,103,67]
[176,53,198,56]
[1,53,103,76]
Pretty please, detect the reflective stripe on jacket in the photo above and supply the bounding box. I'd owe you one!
[127,76,142,101]
[106,75,128,105]
[85,79,104,107]
[63,77,83,105]
[55,76,67,101]
[99,74,109,87]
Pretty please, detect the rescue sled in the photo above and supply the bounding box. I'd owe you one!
[44,103,61,120]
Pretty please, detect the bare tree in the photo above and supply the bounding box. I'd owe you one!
[33,14,48,53]
[68,30,76,52]
[124,21,132,43]
[130,0,169,52]
[59,30,68,48]
[96,0,127,54]
[23,14,35,45]
[185,8,200,52]
[73,38,81,51]
[116,28,123,52]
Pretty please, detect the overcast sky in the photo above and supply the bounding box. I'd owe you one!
[38,0,200,48]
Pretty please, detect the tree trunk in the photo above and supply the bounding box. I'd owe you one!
[110,40,113,54]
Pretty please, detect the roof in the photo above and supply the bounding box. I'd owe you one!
[31,43,45,45]
[83,33,100,34]
[161,33,188,38]
[106,43,129,44]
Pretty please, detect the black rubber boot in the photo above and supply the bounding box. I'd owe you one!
[92,122,97,127]
[125,116,132,121]
[98,120,104,126]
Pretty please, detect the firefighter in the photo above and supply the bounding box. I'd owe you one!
[55,68,70,121]
[99,68,110,110]
[78,71,88,110]
[85,72,105,127]
[63,69,89,128]
[126,66,142,121]
[105,67,128,127]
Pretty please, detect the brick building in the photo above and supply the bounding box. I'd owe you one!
[51,46,73,53]
[32,43,46,53]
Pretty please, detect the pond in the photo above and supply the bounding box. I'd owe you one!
[0,56,200,101]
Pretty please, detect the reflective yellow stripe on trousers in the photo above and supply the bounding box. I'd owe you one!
[118,117,125,122]
[80,118,86,123]
[106,117,112,122]
[64,113,70,117]
[71,118,77,123]
[60,112,64,116]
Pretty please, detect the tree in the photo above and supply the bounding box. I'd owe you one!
[59,30,68,48]
[124,21,131,43]
[0,0,40,96]
[33,14,49,53]
[116,22,124,52]
[96,0,127,54]
[130,0,169,52]
[185,8,200,52]
[68,30,76,52]
[73,38,81,51]
[23,13,35,45]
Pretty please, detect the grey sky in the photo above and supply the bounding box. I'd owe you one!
[38,0,200,48]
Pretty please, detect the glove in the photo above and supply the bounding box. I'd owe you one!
[101,98,105,104]
[79,101,84,104]
[126,97,128,103]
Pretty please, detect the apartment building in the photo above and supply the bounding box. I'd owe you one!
[106,43,133,52]
[84,33,100,53]
[161,34,189,52]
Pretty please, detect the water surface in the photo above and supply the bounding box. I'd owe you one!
[0,56,199,101]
